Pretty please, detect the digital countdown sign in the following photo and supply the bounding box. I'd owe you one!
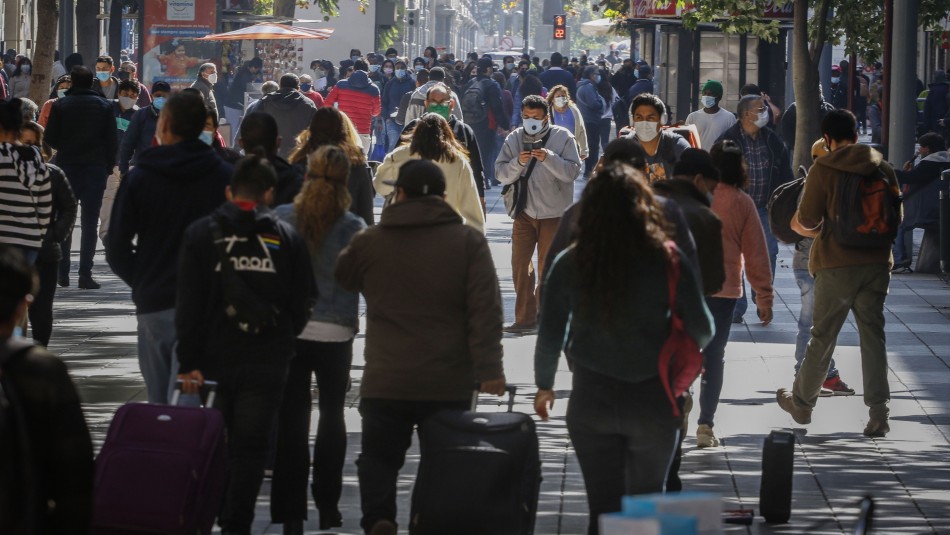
[553,14,567,40]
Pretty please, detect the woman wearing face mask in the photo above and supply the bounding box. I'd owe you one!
[38,75,72,127]
[11,57,33,99]
[298,74,325,107]
[626,93,691,183]
[203,108,241,163]
[423,47,438,69]
[312,60,337,97]
[118,81,171,177]
[546,84,588,161]
[374,113,484,232]
[97,79,143,242]
[19,121,78,347]
[575,65,607,178]
[381,60,415,152]
[380,59,395,83]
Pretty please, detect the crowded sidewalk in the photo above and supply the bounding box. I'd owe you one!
[53,181,950,535]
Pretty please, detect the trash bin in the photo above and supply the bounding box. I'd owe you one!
[940,170,950,273]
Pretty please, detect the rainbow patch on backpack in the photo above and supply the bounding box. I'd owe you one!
[260,234,281,250]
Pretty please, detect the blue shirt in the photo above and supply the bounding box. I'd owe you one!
[552,108,575,134]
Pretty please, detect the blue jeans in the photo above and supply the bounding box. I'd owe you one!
[136,308,178,404]
[698,297,737,428]
[567,365,680,535]
[794,268,837,379]
[384,119,403,153]
[58,163,108,278]
[892,225,913,266]
[735,206,778,318]
[210,362,290,534]
[584,121,602,178]
[357,397,469,532]
[598,117,612,152]
[472,124,497,185]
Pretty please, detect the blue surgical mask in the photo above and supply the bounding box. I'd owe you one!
[415,65,424,72]
[57,89,68,98]
[831,77,840,84]
[593,75,602,84]
[199,130,214,146]
[369,64,381,73]
[700,95,717,109]
[301,83,312,92]
[96,71,111,82]
[153,96,167,111]
[395,69,407,79]
[21,65,31,74]
[351,55,361,63]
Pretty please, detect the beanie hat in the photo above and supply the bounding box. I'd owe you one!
[701,80,724,98]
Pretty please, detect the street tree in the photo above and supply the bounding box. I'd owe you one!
[275,0,370,19]
[28,0,59,107]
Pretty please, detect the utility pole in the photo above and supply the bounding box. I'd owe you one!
[888,0,918,165]
[523,0,530,55]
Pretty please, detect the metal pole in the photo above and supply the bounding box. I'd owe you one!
[882,0,892,149]
[522,0,530,55]
[888,0,917,165]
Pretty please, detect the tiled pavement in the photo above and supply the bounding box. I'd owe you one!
[48,180,950,534]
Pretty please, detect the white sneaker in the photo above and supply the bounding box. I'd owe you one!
[696,424,720,448]
[818,386,834,397]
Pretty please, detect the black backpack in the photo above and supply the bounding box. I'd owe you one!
[209,216,281,335]
[0,339,37,534]
[832,167,902,249]
[768,174,806,245]
[460,79,489,124]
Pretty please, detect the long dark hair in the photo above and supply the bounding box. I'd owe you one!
[710,140,747,189]
[409,113,467,163]
[574,162,669,322]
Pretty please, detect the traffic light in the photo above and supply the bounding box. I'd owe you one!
[553,14,567,40]
[407,9,417,26]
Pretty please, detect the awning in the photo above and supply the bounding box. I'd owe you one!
[196,23,334,41]
[580,18,617,37]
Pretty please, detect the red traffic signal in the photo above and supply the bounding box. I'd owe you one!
[554,14,567,40]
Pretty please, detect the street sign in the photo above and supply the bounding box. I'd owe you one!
[553,13,567,40]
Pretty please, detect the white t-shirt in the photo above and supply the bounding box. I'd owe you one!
[685,107,737,151]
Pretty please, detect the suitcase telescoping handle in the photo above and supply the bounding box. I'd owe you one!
[470,384,517,412]
[170,379,219,408]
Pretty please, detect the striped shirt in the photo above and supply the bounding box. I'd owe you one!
[0,143,52,249]
[738,129,771,208]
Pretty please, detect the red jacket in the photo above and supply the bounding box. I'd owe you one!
[302,89,325,108]
[324,71,381,134]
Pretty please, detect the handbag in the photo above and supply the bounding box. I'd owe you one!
[501,130,552,219]
[656,241,704,417]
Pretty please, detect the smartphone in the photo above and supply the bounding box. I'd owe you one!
[522,140,540,152]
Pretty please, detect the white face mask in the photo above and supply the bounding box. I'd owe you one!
[634,120,659,142]
[754,110,769,128]
[554,96,568,109]
[207,72,217,85]
[118,96,136,109]
[700,95,717,109]
[522,117,546,135]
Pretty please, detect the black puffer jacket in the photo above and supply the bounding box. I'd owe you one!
[44,88,117,168]
[36,165,78,263]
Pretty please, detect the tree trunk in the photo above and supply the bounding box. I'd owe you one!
[791,0,822,172]
[29,0,60,107]
[274,0,297,18]
[76,0,100,67]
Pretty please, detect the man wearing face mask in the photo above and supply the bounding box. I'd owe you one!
[99,80,141,242]
[191,62,218,113]
[45,66,117,290]
[118,81,170,178]
[381,59,415,151]
[626,93,692,183]
[222,57,263,144]
[685,80,737,150]
[716,94,793,314]
[403,67,462,125]
[575,65,606,178]
[403,84,486,205]
[366,53,384,90]
[92,55,121,101]
[496,95,581,334]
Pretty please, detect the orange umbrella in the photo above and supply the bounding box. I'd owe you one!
[197,23,333,41]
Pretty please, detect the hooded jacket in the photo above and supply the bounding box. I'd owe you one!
[45,88,117,169]
[374,145,484,232]
[403,80,463,125]
[118,104,160,175]
[335,196,504,401]
[106,139,233,313]
[0,143,51,250]
[896,150,948,229]
[324,71,382,134]
[923,80,949,133]
[175,202,315,376]
[798,143,899,275]
[381,74,415,119]
[652,179,725,296]
[575,79,605,124]
[495,124,582,220]
[254,89,318,159]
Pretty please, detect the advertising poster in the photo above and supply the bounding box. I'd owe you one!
[141,0,218,90]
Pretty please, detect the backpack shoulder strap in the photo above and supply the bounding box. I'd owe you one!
[662,240,680,309]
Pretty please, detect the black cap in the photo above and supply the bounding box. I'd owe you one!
[673,148,720,181]
[383,159,446,197]
[151,80,171,93]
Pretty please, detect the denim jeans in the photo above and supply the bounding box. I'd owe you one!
[472,124,497,185]
[567,365,680,535]
[136,308,177,404]
[793,268,837,379]
[792,264,890,421]
[698,297,737,428]
[210,362,290,535]
[58,163,108,278]
[357,397,469,533]
[892,225,913,266]
[271,339,354,523]
[598,117,612,152]
[584,121,601,178]
[735,206,778,318]
[384,119,403,153]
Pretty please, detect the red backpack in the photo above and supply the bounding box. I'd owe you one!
[656,241,704,417]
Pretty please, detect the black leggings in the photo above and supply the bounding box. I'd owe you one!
[29,257,59,346]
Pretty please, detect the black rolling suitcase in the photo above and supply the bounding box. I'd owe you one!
[409,386,541,535]
[759,430,795,523]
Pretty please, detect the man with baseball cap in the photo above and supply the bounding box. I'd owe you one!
[336,159,506,535]
[685,80,736,150]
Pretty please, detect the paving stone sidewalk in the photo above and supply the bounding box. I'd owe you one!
[49,182,950,534]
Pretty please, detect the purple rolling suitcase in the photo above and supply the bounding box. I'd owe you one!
[91,383,227,535]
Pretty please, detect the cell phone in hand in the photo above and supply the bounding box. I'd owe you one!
[522,140,541,152]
